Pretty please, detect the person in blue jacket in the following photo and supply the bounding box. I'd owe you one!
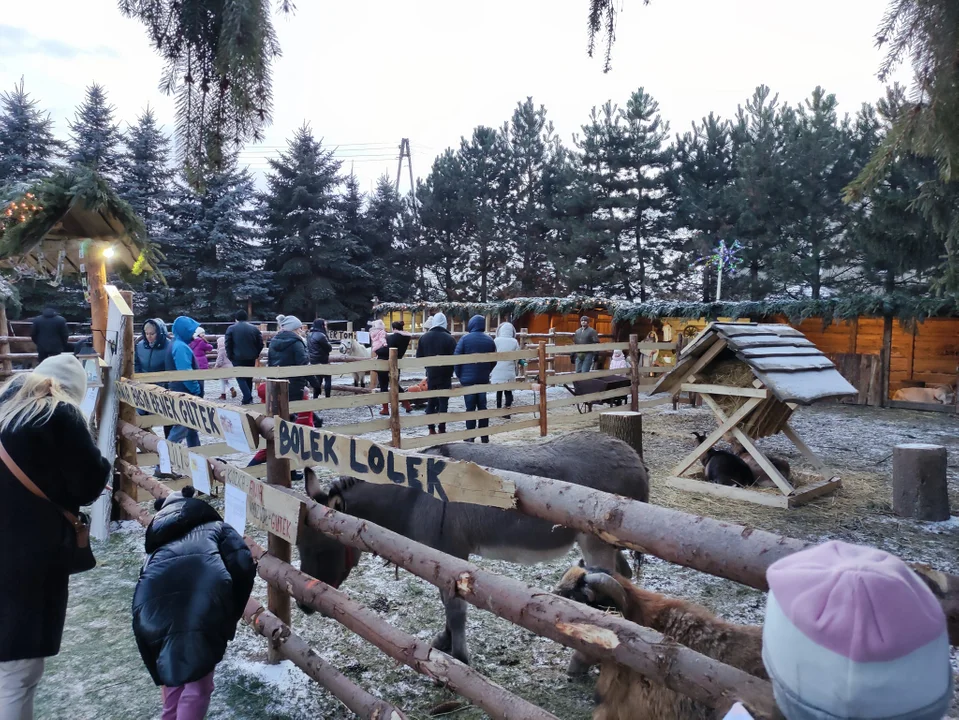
[134,319,169,376]
[165,316,202,448]
[453,315,496,442]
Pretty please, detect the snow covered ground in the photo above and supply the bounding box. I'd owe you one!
[36,385,959,719]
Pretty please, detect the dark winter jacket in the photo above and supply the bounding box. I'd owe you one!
[134,319,169,375]
[386,331,412,360]
[454,315,496,386]
[269,330,309,400]
[307,320,333,365]
[225,321,264,364]
[416,326,458,388]
[165,317,202,397]
[132,498,255,687]
[31,308,69,359]
[0,388,111,662]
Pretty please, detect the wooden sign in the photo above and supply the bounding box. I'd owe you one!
[274,417,516,508]
[215,407,258,452]
[219,463,303,544]
[327,330,354,342]
[116,381,256,449]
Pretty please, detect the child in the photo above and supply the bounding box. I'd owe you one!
[132,487,255,720]
[610,348,629,370]
[215,336,239,400]
[189,328,213,399]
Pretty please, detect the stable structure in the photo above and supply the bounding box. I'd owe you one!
[653,322,857,508]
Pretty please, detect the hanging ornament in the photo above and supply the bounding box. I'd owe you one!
[694,240,743,301]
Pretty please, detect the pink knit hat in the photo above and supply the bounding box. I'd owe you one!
[762,540,953,720]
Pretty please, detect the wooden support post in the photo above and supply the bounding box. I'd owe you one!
[265,379,291,662]
[87,254,108,357]
[629,333,639,412]
[893,444,950,521]
[599,411,643,460]
[388,347,401,448]
[537,341,548,436]
[116,290,138,520]
[0,304,10,378]
[880,314,892,407]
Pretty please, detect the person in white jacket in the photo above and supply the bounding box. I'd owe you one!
[491,322,520,417]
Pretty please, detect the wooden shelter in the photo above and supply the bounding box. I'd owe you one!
[653,322,857,508]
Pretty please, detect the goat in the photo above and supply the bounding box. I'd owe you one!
[725,439,791,489]
[892,386,955,405]
[298,431,648,669]
[338,338,371,387]
[691,431,755,487]
[554,565,766,720]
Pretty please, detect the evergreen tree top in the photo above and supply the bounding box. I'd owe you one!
[0,79,60,186]
[66,83,123,179]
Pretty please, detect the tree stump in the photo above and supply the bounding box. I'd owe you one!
[599,411,643,460]
[892,444,950,521]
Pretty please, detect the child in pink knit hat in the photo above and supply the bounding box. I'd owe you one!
[762,540,953,720]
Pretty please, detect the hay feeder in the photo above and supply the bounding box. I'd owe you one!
[653,322,857,508]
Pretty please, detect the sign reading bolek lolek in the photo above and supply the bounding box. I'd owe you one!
[115,380,258,450]
[274,417,516,509]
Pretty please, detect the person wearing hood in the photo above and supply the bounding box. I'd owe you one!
[454,316,497,442]
[30,307,70,362]
[165,316,203,448]
[610,348,629,370]
[415,312,457,434]
[307,319,333,399]
[369,319,387,355]
[132,487,255,720]
[491,322,520,417]
[269,315,310,404]
[214,336,239,401]
[189,328,213,399]
[0,355,111,716]
[573,316,600,373]
[135,319,170,376]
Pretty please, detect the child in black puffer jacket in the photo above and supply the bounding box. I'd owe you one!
[132,487,255,720]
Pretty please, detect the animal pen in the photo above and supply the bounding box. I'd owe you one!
[76,290,959,719]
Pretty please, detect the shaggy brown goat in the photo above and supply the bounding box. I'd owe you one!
[554,565,766,720]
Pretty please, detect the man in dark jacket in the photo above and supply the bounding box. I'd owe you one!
[224,310,263,405]
[415,312,457,434]
[31,307,70,362]
[132,487,255,719]
[307,319,333,399]
[454,315,497,442]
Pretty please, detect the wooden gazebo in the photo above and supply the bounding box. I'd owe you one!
[653,322,858,508]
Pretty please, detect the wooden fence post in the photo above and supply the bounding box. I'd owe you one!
[0,304,10,379]
[116,290,138,519]
[880,314,892,407]
[538,341,548,437]
[87,253,108,357]
[893,444,950,521]
[629,333,639,412]
[265,379,291,662]
[388,347,401,448]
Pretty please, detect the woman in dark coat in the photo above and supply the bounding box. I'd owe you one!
[132,487,255,719]
[0,354,111,717]
[307,319,333,399]
[268,314,309,402]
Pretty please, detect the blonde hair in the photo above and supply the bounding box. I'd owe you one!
[0,373,79,434]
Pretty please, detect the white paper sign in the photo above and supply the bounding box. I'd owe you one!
[224,483,247,534]
[722,703,754,719]
[79,387,99,420]
[216,407,253,452]
[188,453,212,495]
[156,441,172,475]
[356,330,371,345]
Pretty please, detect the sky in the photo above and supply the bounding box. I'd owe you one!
[0,0,910,194]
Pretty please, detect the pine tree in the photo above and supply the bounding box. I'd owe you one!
[0,79,60,186]
[415,150,471,299]
[66,84,122,178]
[261,125,369,319]
[365,175,416,302]
[117,108,174,240]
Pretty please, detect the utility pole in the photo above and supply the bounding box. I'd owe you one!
[394,138,418,218]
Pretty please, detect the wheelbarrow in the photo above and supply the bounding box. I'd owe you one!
[563,374,631,414]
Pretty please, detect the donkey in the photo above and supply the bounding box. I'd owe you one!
[297,431,648,669]
[338,338,371,387]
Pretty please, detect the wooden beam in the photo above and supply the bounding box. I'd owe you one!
[781,423,826,471]
[663,476,789,508]
[729,429,794,495]
[400,419,540,450]
[538,341,548,436]
[787,477,842,508]
[671,397,763,477]
[265,379,291,663]
[399,403,537,429]
[679,384,769,399]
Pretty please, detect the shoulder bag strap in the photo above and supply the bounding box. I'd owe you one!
[0,439,84,532]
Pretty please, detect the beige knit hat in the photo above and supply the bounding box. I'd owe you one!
[34,354,88,405]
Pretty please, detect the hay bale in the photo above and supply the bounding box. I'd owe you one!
[699,360,755,415]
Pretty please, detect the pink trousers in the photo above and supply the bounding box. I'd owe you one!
[161,671,214,720]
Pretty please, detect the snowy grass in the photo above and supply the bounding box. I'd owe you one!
[36,389,959,718]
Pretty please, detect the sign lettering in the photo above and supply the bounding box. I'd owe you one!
[274,418,516,508]
[219,464,302,544]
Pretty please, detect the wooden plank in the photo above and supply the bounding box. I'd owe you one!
[219,463,303,544]
[888,400,957,414]
[133,358,389,383]
[117,380,248,440]
[680,384,769,399]
[546,368,638,385]
[399,404,538,429]
[737,347,823,358]
[544,341,631,354]
[135,413,177,428]
[663,476,789,508]
[787,477,842,508]
[412,380,532,401]
[321,418,392,435]
[398,350,536,369]
[730,428,794,495]
[400,419,541,450]
[246,392,390,414]
[274,417,517,508]
[545,386,632,410]
[671,397,763,477]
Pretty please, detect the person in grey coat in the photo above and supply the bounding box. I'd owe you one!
[573,316,600,373]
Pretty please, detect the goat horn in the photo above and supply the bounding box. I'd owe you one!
[583,572,628,611]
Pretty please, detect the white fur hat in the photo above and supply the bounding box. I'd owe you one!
[34,354,87,405]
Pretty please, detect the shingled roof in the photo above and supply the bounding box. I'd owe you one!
[653,322,858,405]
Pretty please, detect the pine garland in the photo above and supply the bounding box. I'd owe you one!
[374,292,959,326]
